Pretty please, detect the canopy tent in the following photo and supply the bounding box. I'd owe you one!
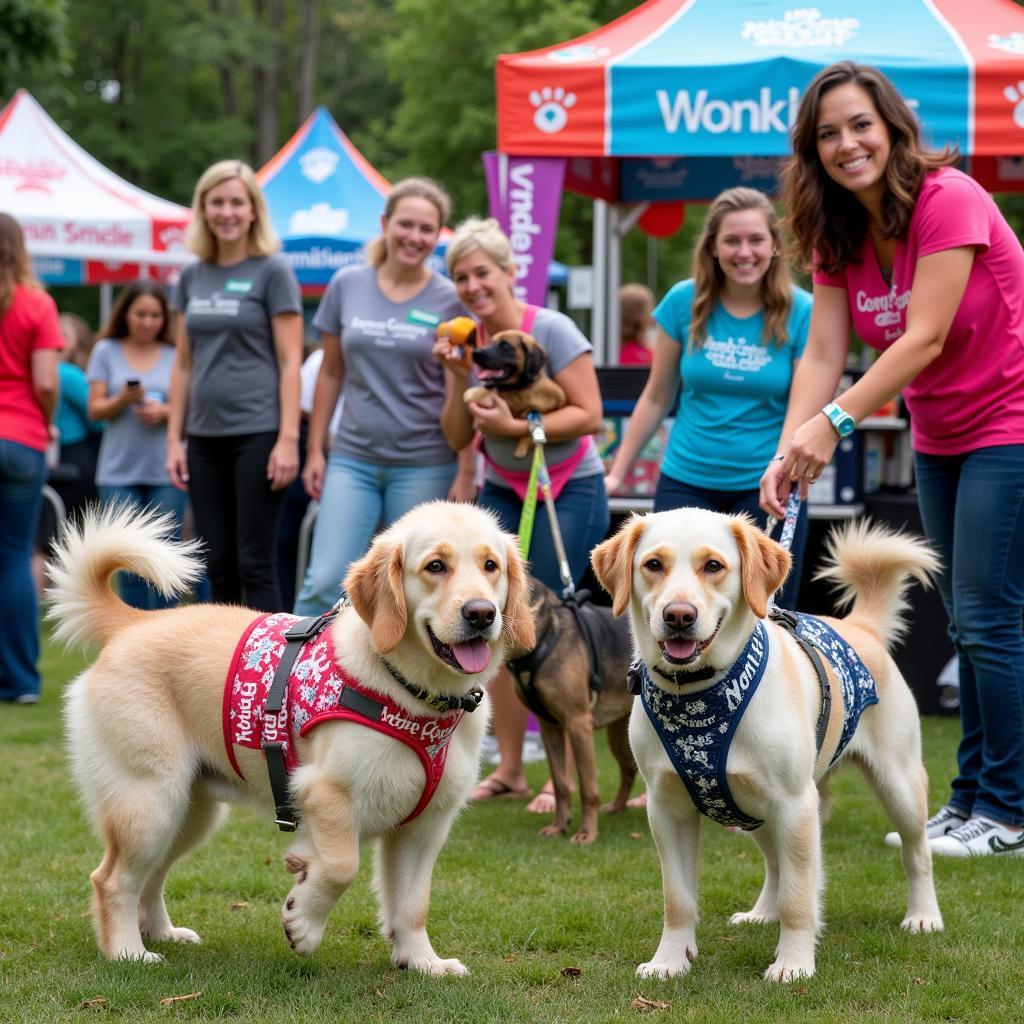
[0,89,190,286]
[496,0,1024,359]
[257,105,567,295]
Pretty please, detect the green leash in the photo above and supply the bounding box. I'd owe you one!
[518,441,544,561]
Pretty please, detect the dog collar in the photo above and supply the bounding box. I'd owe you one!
[380,659,484,714]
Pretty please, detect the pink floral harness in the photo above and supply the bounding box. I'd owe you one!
[223,613,464,826]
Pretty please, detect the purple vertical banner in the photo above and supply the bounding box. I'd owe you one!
[482,151,566,307]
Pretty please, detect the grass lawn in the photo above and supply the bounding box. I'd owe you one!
[1,633,1020,1024]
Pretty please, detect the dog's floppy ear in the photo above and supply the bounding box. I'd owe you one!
[591,514,647,617]
[344,539,407,653]
[524,339,547,379]
[729,517,791,620]
[501,537,536,653]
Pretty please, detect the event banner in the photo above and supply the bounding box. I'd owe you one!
[482,151,565,306]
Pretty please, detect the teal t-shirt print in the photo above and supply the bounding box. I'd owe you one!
[225,279,254,294]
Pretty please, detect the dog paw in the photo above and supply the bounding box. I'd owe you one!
[141,925,202,945]
[901,912,944,933]
[281,890,328,956]
[570,827,597,845]
[600,800,626,814]
[539,824,568,838]
[730,910,778,926]
[764,959,814,982]
[395,953,469,976]
[114,948,164,964]
[636,955,693,979]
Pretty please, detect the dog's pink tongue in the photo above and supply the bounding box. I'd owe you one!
[453,639,491,674]
[664,637,697,660]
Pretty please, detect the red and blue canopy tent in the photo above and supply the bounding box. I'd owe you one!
[496,0,1024,359]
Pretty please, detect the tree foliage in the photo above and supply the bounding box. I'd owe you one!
[0,0,68,98]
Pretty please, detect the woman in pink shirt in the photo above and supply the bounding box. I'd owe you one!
[761,62,1024,858]
[0,214,63,704]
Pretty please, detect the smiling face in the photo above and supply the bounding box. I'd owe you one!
[382,196,441,270]
[451,248,518,327]
[124,294,165,345]
[815,82,892,209]
[591,508,791,682]
[344,502,534,692]
[711,208,774,291]
[202,177,256,249]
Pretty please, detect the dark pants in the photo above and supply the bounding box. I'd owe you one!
[187,432,284,612]
[653,471,808,610]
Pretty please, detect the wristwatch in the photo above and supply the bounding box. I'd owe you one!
[821,401,856,438]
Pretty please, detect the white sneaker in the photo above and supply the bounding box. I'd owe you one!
[884,805,967,848]
[930,816,1024,858]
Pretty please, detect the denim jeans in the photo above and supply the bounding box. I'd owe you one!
[0,439,47,701]
[98,484,188,610]
[915,445,1024,827]
[293,453,457,615]
[653,472,808,610]
[478,473,610,593]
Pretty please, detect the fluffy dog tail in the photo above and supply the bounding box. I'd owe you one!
[813,519,940,650]
[46,503,203,650]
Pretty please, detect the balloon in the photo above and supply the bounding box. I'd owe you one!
[638,202,685,238]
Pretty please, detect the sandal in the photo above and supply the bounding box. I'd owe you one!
[470,776,532,801]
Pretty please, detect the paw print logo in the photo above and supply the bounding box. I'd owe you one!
[1005,82,1024,128]
[530,86,577,134]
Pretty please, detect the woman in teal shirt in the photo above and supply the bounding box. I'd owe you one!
[605,186,811,608]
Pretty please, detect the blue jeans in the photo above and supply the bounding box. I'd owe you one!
[98,485,188,610]
[0,440,47,701]
[478,473,610,593]
[293,453,457,615]
[653,472,808,609]
[915,445,1024,827]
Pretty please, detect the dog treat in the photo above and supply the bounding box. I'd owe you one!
[438,316,478,368]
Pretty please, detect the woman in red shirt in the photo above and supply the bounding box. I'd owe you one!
[0,214,63,704]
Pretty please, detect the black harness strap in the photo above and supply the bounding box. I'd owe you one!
[263,611,336,832]
[769,608,832,756]
[563,591,604,697]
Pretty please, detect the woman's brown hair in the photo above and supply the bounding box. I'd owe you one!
[690,187,792,347]
[0,213,39,316]
[98,281,173,345]
[782,61,957,276]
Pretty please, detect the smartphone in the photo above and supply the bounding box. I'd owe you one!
[126,378,141,388]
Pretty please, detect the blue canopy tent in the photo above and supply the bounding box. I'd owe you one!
[258,106,567,293]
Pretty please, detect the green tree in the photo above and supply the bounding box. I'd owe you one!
[0,0,68,98]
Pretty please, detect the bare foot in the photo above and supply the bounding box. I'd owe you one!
[625,791,648,809]
[526,779,575,815]
[470,775,531,801]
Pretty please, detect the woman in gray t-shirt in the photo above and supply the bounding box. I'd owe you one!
[293,178,472,616]
[435,216,610,811]
[167,160,303,612]
[87,282,185,610]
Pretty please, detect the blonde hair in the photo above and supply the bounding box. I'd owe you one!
[0,212,38,316]
[366,177,451,267]
[445,216,513,276]
[185,160,279,261]
[620,283,655,341]
[690,187,792,348]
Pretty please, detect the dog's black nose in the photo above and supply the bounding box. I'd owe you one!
[462,600,496,631]
[663,602,697,629]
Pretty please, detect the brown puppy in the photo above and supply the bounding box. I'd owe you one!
[508,579,637,844]
[50,501,533,975]
[463,329,567,458]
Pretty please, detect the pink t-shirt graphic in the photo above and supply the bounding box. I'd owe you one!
[814,167,1024,456]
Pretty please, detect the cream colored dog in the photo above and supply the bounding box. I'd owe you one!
[49,501,533,975]
[591,508,943,983]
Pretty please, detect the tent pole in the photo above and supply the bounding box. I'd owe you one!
[647,235,657,294]
[591,199,609,365]
[607,203,622,366]
[99,284,113,326]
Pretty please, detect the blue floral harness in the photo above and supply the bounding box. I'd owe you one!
[631,611,878,830]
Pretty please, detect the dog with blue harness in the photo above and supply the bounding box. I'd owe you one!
[592,507,944,985]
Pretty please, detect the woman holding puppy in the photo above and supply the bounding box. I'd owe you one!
[761,61,1024,857]
[435,216,608,806]
[605,187,812,609]
[293,177,475,617]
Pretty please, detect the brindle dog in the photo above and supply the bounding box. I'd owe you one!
[507,578,637,844]
[463,330,567,458]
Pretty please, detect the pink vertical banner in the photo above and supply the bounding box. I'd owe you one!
[482,151,566,307]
